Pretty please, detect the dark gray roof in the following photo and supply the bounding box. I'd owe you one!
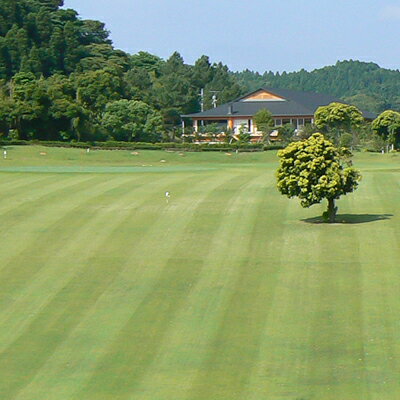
[182,87,376,119]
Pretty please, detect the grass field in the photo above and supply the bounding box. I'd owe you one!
[0,146,399,400]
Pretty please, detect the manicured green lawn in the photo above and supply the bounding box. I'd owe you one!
[0,146,399,400]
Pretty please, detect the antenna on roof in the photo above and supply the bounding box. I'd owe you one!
[199,88,204,112]
[212,94,217,108]
[210,90,220,108]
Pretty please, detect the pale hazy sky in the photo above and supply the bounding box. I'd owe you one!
[63,0,400,72]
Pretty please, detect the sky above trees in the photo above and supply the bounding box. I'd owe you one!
[63,0,400,72]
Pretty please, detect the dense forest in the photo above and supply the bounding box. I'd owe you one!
[0,0,242,141]
[0,0,399,142]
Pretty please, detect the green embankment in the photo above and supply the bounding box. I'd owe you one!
[0,146,399,400]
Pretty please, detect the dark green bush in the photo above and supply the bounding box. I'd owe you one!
[264,143,286,151]
[0,140,30,146]
[0,139,272,152]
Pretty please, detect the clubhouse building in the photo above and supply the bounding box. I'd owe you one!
[182,87,375,142]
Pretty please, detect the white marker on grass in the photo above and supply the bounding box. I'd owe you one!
[3,150,6,159]
[165,191,170,204]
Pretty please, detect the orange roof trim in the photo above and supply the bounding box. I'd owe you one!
[240,89,286,102]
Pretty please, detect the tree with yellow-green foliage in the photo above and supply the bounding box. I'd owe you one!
[276,133,361,223]
[315,102,364,133]
[372,110,400,148]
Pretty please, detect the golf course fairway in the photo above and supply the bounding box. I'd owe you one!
[0,146,399,400]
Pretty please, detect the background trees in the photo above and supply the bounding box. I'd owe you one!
[234,60,400,114]
[0,1,250,142]
[253,109,274,142]
[372,110,400,148]
[102,100,163,142]
[0,0,398,143]
[276,133,361,223]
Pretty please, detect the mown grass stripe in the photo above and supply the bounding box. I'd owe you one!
[0,172,25,186]
[73,172,255,400]
[0,174,148,328]
[0,174,93,220]
[0,175,130,291]
[0,171,57,188]
[356,172,400,400]
[0,174,104,267]
[0,173,55,193]
[180,175,284,400]
[13,171,238,400]
[242,198,320,400]
[0,172,195,399]
[130,172,274,400]
[305,227,366,400]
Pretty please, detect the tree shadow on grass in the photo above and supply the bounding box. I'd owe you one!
[302,213,393,224]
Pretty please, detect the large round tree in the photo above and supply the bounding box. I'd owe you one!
[315,102,364,132]
[372,110,400,148]
[276,133,361,223]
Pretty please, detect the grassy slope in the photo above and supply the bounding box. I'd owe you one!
[0,147,399,400]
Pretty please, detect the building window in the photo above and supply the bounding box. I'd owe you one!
[274,119,282,126]
[298,119,304,127]
[233,119,249,134]
[282,118,291,125]
[305,118,312,125]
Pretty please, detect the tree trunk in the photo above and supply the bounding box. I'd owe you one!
[15,116,22,139]
[326,198,337,223]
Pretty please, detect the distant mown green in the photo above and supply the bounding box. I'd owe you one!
[0,146,399,400]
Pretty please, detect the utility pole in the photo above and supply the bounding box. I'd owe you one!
[199,88,205,126]
[200,88,204,112]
